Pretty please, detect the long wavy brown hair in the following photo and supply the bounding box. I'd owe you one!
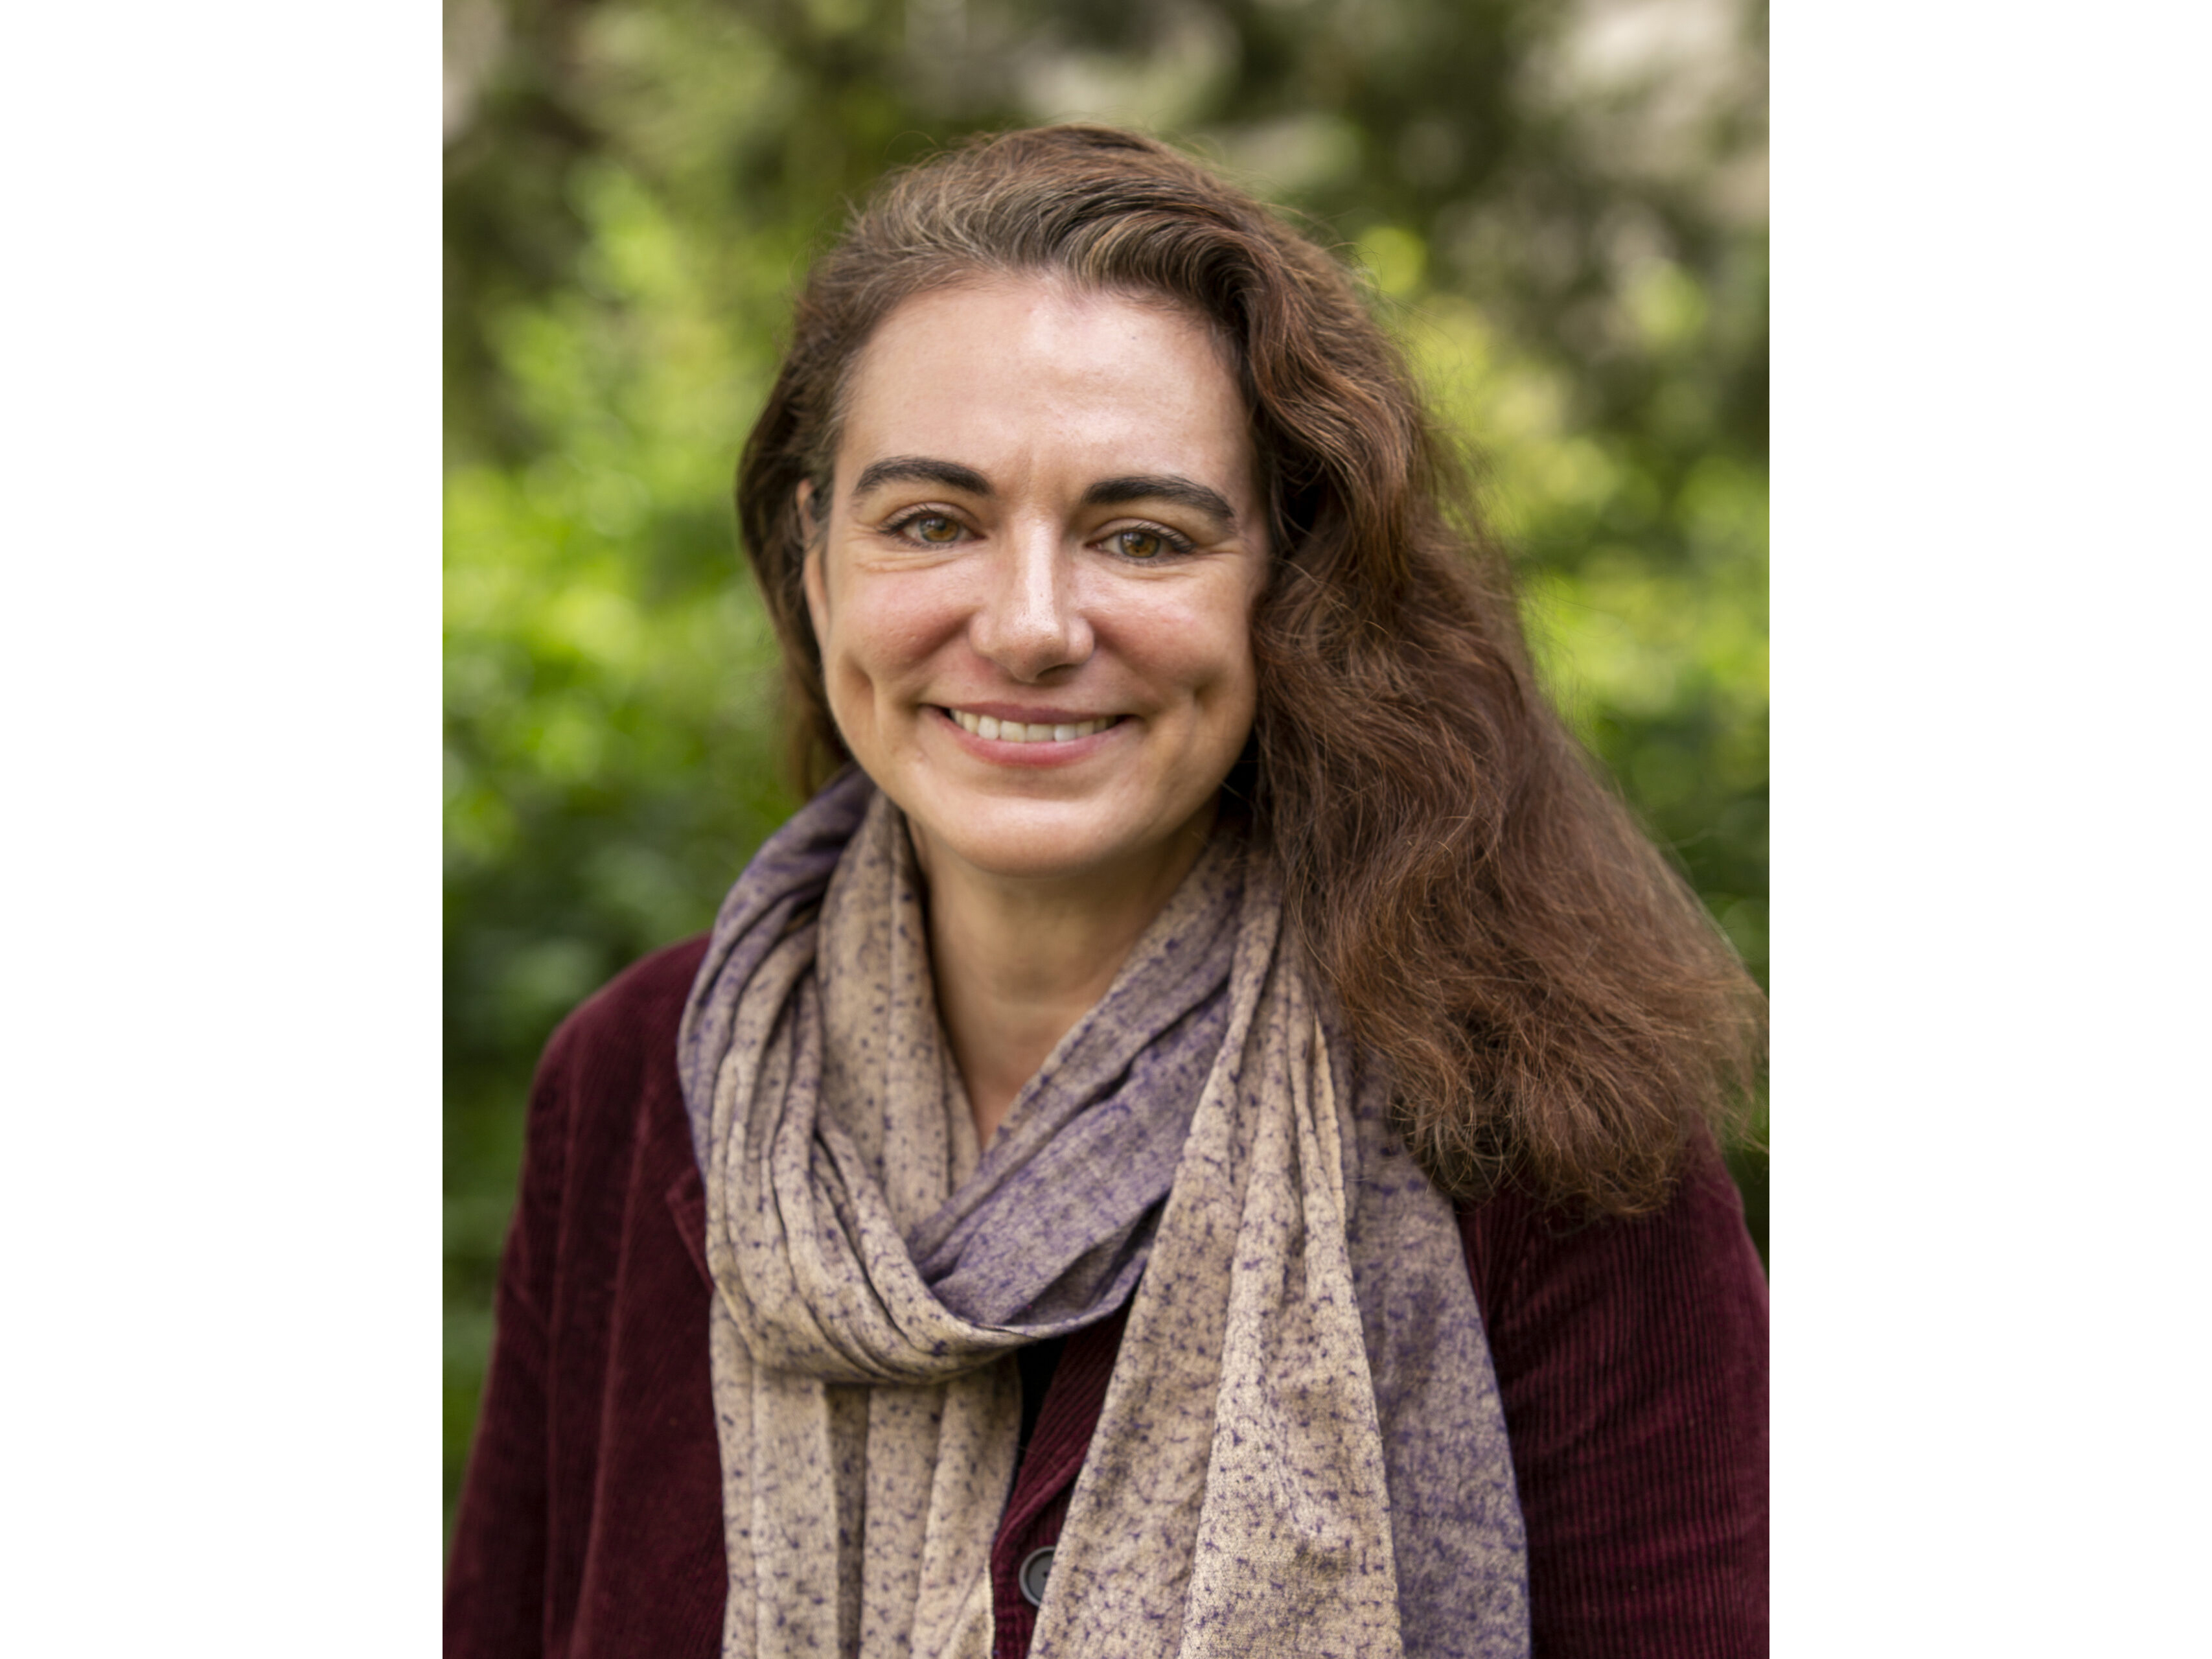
[737,124,1764,1217]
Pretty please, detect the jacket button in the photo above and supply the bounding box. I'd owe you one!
[1018,1546,1055,1608]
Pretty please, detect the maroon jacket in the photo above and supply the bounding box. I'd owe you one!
[446,937,1768,1658]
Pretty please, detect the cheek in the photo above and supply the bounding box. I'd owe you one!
[1196,585,1262,753]
[823,569,958,680]
[1125,583,1258,719]
[1199,572,1263,698]
[1214,638,1260,749]
[1200,619,1257,711]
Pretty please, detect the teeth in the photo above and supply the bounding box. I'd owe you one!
[949,709,1114,744]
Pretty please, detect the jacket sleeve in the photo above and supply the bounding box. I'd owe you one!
[1462,1137,1769,1659]
[443,1019,577,1659]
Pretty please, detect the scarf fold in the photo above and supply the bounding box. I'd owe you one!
[679,771,1528,1658]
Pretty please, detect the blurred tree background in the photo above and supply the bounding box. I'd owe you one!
[444,0,1768,1544]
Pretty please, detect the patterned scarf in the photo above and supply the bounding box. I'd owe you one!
[678,770,1527,1658]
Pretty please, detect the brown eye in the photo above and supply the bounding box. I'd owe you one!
[909,515,961,544]
[1114,529,1164,559]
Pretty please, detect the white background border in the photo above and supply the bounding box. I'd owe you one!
[4,1,2206,1650]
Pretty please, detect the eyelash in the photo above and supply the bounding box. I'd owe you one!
[880,509,971,548]
[878,509,1197,562]
[1101,523,1196,561]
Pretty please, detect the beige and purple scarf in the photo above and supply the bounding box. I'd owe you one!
[678,769,1527,1658]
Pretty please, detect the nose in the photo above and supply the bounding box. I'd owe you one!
[969,522,1093,681]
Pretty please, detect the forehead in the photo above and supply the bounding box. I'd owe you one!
[835,277,1256,500]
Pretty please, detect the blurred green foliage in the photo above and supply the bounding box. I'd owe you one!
[445,0,1768,1543]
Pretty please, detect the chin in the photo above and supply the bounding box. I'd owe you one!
[923,808,1142,883]
[903,783,1208,887]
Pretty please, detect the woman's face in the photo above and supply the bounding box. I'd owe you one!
[803,276,1268,892]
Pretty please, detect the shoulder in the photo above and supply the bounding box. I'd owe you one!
[1459,1135,1768,1656]
[452,937,725,1653]
[519,936,714,1231]
[1460,1134,1766,1336]
[536,934,712,1102]
[503,933,719,1334]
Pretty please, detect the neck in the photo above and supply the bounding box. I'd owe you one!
[912,807,1216,1145]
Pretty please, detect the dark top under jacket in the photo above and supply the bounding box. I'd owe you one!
[446,937,1769,1658]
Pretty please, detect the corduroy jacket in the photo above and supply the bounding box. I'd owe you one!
[445,936,1768,1658]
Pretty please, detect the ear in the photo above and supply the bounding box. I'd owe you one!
[797,481,829,643]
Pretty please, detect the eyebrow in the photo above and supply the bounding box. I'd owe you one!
[848,458,1238,529]
[850,457,992,498]
[1081,475,1238,528]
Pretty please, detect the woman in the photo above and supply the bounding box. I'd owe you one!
[446,125,1767,1659]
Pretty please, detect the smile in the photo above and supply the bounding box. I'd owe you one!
[942,708,1121,744]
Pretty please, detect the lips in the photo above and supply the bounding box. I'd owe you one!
[941,706,1122,745]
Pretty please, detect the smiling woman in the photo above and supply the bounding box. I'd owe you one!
[447,126,1768,1659]
[802,281,1268,1137]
